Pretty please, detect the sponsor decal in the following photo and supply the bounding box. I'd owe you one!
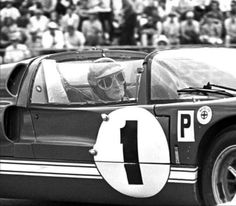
[93,107,170,198]
[197,106,212,125]
[178,111,195,142]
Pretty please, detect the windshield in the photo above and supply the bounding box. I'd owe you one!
[151,49,236,100]
[31,59,143,105]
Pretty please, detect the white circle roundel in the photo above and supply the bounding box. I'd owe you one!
[197,106,212,125]
[93,107,170,198]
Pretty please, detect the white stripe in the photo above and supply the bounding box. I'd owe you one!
[170,167,198,172]
[168,167,198,184]
[1,163,99,176]
[0,159,95,167]
[168,179,197,184]
[0,171,102,179]
[0,160,198,183]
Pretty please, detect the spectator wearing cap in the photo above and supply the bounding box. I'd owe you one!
[155,34,170,50]
[4,32,31,63]
[224,0,236,46]
[81,9,103,46]
[0,0,20,22]
[163,11,180,45]
[180,11,200,44]
[199,12,223,44]
[29,9,50,37]
[64,25,86,50]
[61,6,80,32]
[42,22,65,49]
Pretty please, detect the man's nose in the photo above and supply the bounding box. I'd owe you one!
[113,78,120,87]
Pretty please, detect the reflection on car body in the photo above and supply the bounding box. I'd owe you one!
[1,48,236,206]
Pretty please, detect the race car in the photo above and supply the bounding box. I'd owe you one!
[0,48,236,206]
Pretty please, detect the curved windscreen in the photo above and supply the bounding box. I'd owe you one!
[31,59,143,105]
[151,48,236,100]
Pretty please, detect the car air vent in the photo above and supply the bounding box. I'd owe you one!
[7,63,27,96]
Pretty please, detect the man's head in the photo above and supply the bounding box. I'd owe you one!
[88,59,125,101]
[48,22,58,35]
[186,11,194,21]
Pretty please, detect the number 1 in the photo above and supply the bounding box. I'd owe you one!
[120,121,143,185]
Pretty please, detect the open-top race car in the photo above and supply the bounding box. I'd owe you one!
[1,48,236,206]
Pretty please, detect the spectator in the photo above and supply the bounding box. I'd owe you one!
[225,0,236,17]
[16,9,30,29]
[55,0,72,16]
[61,6,80,32]
[139,14,162,46]
[29,9,49,37]
[49,10,61,25]
[0,0,20,22]
[4,32,31,63]
[64,25,86,49]
[199,13,223,44]
[81,9,103,46]
[28,1,43,14]
[180,11,200,44]
[163,11,180,45]
[42,21,65,49]
[75,0,90,31]
[119,0,137,45]
[40,0,57,17]
[205,0,224,21]
[218,0,232,16]
[155,34,170,50]
[193,0,210,21]
[98,0,114,43]
[157,0,169,21]
[224,1,236,47]
[139,2,162,46]
[175,0,196,20]
[26,28,43,57]
[0,17,27,46]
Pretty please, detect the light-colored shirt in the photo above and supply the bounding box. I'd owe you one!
[82,19,103,37]
[42,30,65,49]
[224,17,236,38]
[4,44,31,63]
[61,13,80,31]
[30,15,50,34]
[181,19,200,36]
[64,31,86,49]
[0,7,20,21]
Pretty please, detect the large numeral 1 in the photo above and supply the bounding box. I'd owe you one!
[120,120,143,185]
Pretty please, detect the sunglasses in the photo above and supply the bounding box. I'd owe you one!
[97,71,125,90]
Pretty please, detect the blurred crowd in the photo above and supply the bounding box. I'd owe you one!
[1,0,236,63]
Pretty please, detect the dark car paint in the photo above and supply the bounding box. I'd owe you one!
[1,49,236,205]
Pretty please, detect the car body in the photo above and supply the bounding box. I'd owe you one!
[1,48,236,206]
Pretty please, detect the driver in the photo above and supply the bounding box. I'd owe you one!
[88,60,127,102]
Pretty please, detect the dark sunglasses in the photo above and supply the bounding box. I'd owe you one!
[97,71,125,90]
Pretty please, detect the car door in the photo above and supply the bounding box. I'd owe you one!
[29,58,142,162]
